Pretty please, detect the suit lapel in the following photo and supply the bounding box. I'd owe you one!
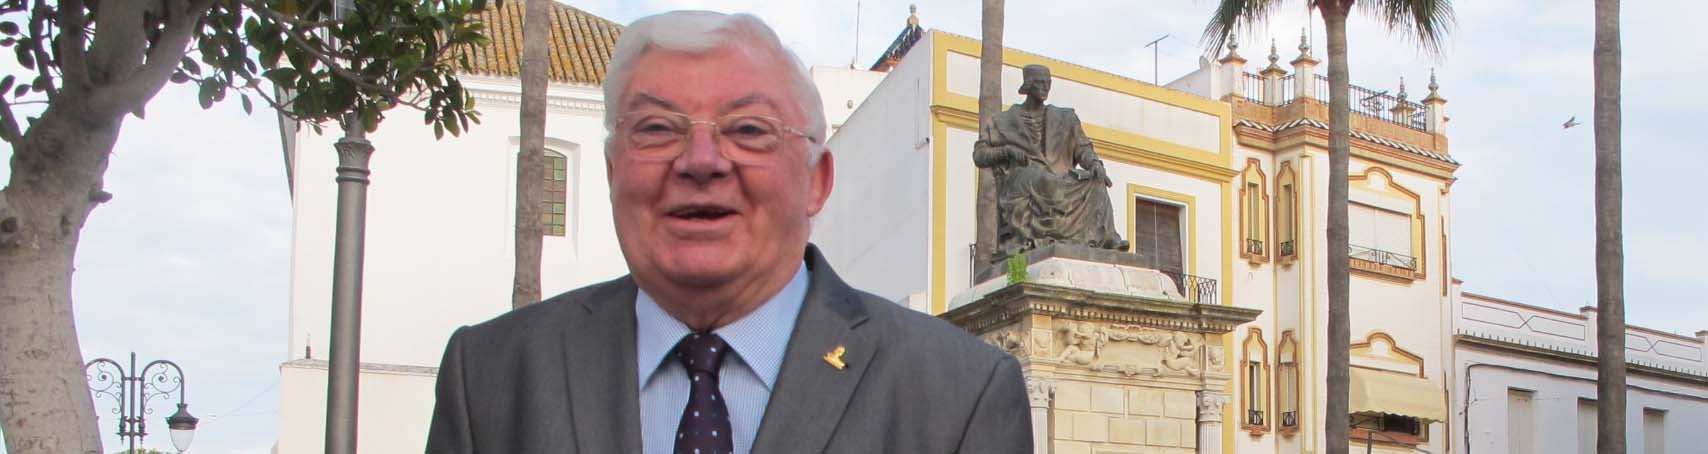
[751,248,877,453]
[562,278,643,453]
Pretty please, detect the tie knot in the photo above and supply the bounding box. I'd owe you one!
[672,333,730,374]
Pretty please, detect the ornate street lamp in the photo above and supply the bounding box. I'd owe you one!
[85,352,199,453]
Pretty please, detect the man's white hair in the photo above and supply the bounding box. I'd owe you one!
[603,11,827,162]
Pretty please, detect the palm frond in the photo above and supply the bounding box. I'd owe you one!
[1358,0,1457,57]
[1200,0,1289,58]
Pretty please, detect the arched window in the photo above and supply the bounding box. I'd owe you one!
[1276,331,1300,435]
[1239,159,1269,264]
[1275,161,1299,265]
[1242,327,1271,435]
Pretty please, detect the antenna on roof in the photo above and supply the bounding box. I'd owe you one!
[1144,34,1169,85]
[851,0,863,68]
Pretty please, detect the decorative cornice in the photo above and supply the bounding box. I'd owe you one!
[1236,117,1459,166]
[940,282,1261,336]
[467,87,605,114]
[281,358,439,377]
[1454,333,1708,384]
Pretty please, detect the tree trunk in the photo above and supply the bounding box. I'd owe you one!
[1321,5,1352,454]
[973,0,1003,277]
[513,0,550,309]
[1592,0,1625,452]
[0,102,120,453]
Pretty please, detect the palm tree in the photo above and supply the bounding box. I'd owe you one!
[975,0,1004,277]
[1591,0,1624,452]
[513,0,551,308]
[1202,2,1452,453]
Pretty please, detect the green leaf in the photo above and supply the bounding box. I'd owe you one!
[361,104,379,132]
[181,56,202,75]
[0,75,14,94]
[0,22,17,35]
[170,72,190,84]
[197,83,216,109]
[241,95,253,114]
[12,84,26,97]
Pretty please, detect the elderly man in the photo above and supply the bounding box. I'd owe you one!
[425,10,1031,454]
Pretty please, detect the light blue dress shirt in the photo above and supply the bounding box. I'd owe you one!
[635,263,809,454]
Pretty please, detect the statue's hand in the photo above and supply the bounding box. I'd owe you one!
[1093,165,1112,187]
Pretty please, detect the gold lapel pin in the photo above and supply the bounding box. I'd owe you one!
[823,345,847,370]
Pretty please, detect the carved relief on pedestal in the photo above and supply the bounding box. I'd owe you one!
[1196,391,1230,422]
[1050,320,1206,378]
[1024,376,1055,408]
[1205,345,1226,371]
[981,326,1029,358]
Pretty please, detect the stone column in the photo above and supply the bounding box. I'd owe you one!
[1422,69,1449,134]
[1259,41,1287,105]
[1218,40,1247,99]
[1026,376,1055,454]
[1196,391,1229,454]
[1290,33,1320,102]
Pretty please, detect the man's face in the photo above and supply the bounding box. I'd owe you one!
[608,44,834,293]
[1022,73,1052,102]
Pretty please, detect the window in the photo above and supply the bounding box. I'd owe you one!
[542,150,568,236]
[1349,203,1415,270]
[1241,327,1270,435]
[1275,162,1298,263]
[1132,197,1185,278]
[1239,159,1269,263]
[1578,399,1596,454]
[1276,331,1300,434]
[1644,408,1665,454]
[1508,389,1535,454]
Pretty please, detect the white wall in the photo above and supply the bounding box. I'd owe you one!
[287,77,626,369]
[811,65,889,137]
[1454,347,1708,454]
[276,362,437,454]
[812,35,935,310]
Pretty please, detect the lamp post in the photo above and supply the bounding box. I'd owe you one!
[85,352,200,453]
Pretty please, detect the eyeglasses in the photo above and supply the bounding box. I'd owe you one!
[616,111,818,164]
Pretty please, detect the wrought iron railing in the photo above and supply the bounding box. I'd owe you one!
[1245,238,1266,256]
[1279,240,1296,257]
[1157,270,1218,306]
[1247,409,1267,426]
[1241,72,1266,104]
[1350,244,1417,270]
[1282,411,1298,427]
[1329,75,1429,131]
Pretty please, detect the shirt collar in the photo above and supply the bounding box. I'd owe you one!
[635,262,810,390]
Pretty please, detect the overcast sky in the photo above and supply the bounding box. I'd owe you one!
[2,1,1702,452]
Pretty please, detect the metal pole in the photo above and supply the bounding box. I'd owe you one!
[1144,34,1169,85]
[322,0,368,452]
[325,123,373,454]
[128,352,138,454]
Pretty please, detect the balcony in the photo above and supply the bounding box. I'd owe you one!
[1245,238,1266,256]
[1349,244,1421,281]
[1156,269,1219,306]
[1279,240,1296,257]
[1242,73,1430,132]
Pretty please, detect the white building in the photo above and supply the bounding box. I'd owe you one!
[274,3,627,452]
[1451,285,1708,454]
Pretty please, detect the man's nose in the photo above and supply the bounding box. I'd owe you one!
[672,125,733,183]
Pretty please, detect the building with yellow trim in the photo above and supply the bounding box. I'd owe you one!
[812,12,1467,454]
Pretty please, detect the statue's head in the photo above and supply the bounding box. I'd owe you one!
[1018,64,1052,102]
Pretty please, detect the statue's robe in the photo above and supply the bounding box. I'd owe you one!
[975,103,1125,258]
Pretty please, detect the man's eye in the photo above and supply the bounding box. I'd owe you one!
[722,119,775,137]
[634,120,678,133]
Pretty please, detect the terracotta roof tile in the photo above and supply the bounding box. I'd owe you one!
[456,1,622,86]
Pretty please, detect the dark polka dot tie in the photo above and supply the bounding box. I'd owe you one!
[672,333,734,454]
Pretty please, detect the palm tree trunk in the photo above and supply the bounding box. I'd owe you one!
[1321,4,1352,454]
[513,0,550,308]
[1592,0,1625,452]
[974,0,1003,276]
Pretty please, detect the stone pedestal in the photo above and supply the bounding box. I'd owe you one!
[942,248,1259,454]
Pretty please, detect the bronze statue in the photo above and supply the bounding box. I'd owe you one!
[974,64,1128,260]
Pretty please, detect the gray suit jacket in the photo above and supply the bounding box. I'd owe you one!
[426,246,1033,453]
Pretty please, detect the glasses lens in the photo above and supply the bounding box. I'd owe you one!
[625,113,687,159]
[718,115,783,157]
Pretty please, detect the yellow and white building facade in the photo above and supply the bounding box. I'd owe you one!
[812,18,1465,454]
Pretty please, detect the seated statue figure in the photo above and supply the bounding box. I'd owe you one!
[974,64,1128,260]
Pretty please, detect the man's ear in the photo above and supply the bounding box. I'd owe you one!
[806,148,834,217]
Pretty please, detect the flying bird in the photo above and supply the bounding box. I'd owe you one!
[1563,116,1580,129]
